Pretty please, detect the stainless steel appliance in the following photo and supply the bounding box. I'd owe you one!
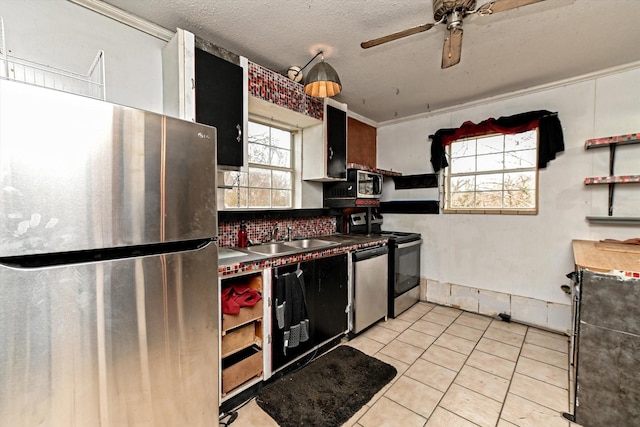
[351,245,388,334]
[380,231,423,318]
[0,80,219,426]
[349,212,422,318]
[323,169,383,207]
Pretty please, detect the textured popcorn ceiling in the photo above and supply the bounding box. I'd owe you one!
[100,0,640,123]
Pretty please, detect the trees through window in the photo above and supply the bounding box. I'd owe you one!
[444,130,538,213]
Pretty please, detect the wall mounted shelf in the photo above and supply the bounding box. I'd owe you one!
[584,133,640,221]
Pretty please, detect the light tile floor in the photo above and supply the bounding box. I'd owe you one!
[229,302,584,427]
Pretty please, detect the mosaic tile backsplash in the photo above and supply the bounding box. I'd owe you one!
[248,61,324,120]
[218,216,337,248]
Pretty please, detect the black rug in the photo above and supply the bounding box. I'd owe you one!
[255,345,397,427]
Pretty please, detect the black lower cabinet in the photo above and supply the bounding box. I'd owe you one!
[271,254,348,372]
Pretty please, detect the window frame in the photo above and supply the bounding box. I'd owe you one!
[222,119,295,209]
[442,129,540,215]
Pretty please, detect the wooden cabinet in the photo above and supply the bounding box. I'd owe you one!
[347,117,377,168]
[162,29,248,169]
[219,271,267,398]
[270,253,348,372]
[302,98,348,181]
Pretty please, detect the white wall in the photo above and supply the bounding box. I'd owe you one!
[377,66,640,330]
[0,0,166,112]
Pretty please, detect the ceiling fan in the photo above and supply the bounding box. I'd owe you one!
[361,0,545,68]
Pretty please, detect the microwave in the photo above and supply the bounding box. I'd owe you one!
[323,170,383,207]
[351,169,383,198]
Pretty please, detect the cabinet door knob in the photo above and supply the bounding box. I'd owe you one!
[328,146,334,160]
[236,124,242,142]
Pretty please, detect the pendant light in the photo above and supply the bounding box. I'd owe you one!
[290,51,342,98]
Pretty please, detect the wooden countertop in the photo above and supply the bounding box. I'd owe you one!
[572,239,640,273]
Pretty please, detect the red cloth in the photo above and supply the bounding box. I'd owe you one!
[222,285,262,315]
[440,117,540,146]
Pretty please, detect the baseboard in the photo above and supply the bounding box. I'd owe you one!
[419,279,571,334]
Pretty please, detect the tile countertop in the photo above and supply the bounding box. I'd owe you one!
[218,234,388,276]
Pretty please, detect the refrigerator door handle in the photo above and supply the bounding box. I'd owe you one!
[0,238,215,269]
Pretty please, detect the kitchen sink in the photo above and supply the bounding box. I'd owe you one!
[246,243,296,256]
[246,239,338,256]
[284,239,337,249]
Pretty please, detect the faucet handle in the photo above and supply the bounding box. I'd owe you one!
[287,226,293,241]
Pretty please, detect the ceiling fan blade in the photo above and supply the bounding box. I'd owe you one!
[479,0,545,14]
[361,23,435,49]
[441,27,463,69]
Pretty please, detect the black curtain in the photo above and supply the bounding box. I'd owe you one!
[430,110,564,172]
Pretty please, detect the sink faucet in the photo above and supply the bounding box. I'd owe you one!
[271,224,279,242]
[287,226,293,241]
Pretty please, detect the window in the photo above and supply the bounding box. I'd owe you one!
[444,130,538,214]
[223,121,293,208]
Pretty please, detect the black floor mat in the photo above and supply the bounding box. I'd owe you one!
[255,345,397,427]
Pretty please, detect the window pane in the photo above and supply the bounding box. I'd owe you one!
[451,139,476,158]
[504,190,535,208]
[248,143,270,165]
[505,171,536,190]
[450,192,475,208]
[476,135,503,155]
[450,176,475,192]
[248,188,271,208]
[270,148,291,168]
[224,187,247,208]
[248,122,270,144]
[272,189,291,207]
[475,191,502,208]
[248,167,271,188]
[504,148,536,169]
[223,171,247,186]
[505,130,537,151]
[270,128,291,149]
[451,156,476,173]
[476,153,504,172]
[272,170,292,188]
[476,173,503,191]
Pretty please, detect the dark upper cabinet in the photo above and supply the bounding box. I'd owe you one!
[302,98,348,181]
[195,48,245,169]
[162,29,247,170]
[326,104,347,179]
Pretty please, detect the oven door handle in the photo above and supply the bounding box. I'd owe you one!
[397,239,423,249]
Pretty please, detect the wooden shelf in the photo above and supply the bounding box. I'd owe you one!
[583,132,640,218]
[585,133,640,149]
[584,175,640,185]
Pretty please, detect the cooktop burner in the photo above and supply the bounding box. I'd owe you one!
[379,230,421,244]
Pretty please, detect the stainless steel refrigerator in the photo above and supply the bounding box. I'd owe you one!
[0,79,219,426]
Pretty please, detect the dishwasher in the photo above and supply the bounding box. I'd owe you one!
[351,245,389,334]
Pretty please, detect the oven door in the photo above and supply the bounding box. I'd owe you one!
[394,239,422,296]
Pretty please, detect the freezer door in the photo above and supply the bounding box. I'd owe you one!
[0,243,218,426]
[0,80,217,258]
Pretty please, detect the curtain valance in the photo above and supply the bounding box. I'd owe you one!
[430,110,564,172]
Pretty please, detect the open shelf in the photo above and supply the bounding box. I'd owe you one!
[586,216,640,225]
[584,176,640,185]
[584,132,640,219]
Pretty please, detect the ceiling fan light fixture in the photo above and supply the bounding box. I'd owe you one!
[304,58,342,98]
